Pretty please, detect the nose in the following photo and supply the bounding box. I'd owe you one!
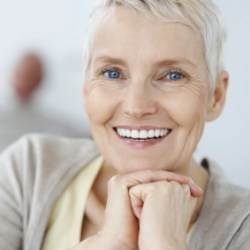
[122,83,158,119]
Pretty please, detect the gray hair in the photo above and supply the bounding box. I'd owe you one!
[83,0,227,89]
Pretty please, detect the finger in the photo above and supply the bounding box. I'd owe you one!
[129,181,172,220]
[109,170,188,189]
[187,178,203,197]
[129,189,143,219]
[129,181,198,219]
[108,170,202,197]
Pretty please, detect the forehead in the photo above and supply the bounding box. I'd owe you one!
[91,6,205,66]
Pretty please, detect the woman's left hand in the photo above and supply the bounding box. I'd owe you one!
[129,180,201,250]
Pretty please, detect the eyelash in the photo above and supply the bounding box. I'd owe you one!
[101,67,124,79]
[158,69,189,82]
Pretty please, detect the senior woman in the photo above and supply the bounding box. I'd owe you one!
[1,0,250,249]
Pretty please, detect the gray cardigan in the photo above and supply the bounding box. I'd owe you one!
[0,134,250,250]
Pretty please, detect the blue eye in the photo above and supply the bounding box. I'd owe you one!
[166,71,184,81]
[104,70,121,79]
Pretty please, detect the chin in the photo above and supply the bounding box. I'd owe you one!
[113,158,174,174]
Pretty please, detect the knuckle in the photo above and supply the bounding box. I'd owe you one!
[170,180,182,190]
[188,176,196,185]
[187,176,193,184]
[145,169,155,177]
[108,174,129,191]
[151,183,160,192]
[183,184,191,193]
[108,175,120,189]
[154,181,169,193]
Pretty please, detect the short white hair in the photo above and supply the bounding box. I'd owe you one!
[83,0,227,89]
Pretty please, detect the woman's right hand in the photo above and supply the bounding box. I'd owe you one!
[71,170,202,250]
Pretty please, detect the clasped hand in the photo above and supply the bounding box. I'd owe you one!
[72,170,203,250]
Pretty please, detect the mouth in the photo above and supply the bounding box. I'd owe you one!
[114,127,172,141]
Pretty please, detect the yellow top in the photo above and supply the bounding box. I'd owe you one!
[41,156,103,250]
[41,155,195,249]
[187,223,196,243]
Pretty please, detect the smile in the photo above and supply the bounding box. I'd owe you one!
[115,127,171,140]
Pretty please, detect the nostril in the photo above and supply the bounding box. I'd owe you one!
[122,97,158,118]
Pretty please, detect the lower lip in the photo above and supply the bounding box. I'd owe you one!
[115,131,171,149]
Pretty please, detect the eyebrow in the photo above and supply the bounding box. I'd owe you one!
[93,55,196,68]
[93,55,127,65]
[155,58,196,68]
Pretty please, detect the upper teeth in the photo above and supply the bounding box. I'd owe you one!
[116,128,169,139]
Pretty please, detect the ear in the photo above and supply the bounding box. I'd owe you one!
[206,71,229,121]
[83,83,88,112]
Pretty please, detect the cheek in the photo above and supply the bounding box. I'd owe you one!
[182,99,206,124]
[85,85,120,124]
[165,90,208,127]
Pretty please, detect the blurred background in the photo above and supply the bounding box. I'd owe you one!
[0,0,249,188]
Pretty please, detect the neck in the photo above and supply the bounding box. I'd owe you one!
[91,161,117,206]
[188,158,209,226]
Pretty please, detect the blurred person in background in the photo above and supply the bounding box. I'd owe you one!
[0,52,84,152]
[12,52,43,102]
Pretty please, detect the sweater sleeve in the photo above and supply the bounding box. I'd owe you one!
[0,134,98,250]
[0,140,25,250]
[228,214,250,250]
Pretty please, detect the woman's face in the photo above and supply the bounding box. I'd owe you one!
[84,7,214,174]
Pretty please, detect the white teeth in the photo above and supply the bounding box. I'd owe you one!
[148,129,154,138]
[155,129,160,138]
[116,128,170,139]
[131,130,139,139]
[140,130,148,139]
[125,129,131,137]
[160,129,165,137]
[117,128,123,136]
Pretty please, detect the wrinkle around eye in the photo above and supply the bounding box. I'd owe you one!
[180,78,209,105]
[154,71,208,97]
[86,76,126,93]
[189,83,208,104]
[154,78,189,90]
